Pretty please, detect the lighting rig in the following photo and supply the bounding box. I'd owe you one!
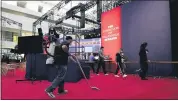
[54,0,131,39]
[53,25,100,35]
[54,0,100,39]
[72,15,100,25]
[1,16,22,36]
[55,0,97,27]
[102,0,132,12]
[34,1,102,39]
[32,0,71,35]
[83,0,132,38]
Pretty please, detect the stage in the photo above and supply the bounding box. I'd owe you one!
[1,68,178,100]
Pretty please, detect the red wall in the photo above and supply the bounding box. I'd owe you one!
[101,6,122,62]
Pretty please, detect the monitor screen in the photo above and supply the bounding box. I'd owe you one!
[18,36,43,53]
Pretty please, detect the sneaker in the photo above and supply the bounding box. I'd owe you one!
[96,74,100,75]
[45,89,55,98]
[115,75,120,77]
[123,74,127,78]
[105,74,109,76]
[136,69,141,72]
[58,90,68,95]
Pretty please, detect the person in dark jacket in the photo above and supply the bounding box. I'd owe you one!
[96,47,108,75]
[114,49,127,78]
[139,42,150,80]
[45,36,76,98]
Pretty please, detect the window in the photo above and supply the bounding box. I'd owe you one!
[2,31,13,42]
[17,1,27,8]
[38,5,43,13]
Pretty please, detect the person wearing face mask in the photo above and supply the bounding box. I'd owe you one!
[114,49,127,78]
[139,42,150,80]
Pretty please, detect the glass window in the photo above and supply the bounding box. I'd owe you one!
[17,1,27,8]
[2,31,13,41]
[38,5,43,13]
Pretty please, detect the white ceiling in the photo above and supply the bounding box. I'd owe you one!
[2,1,58,13]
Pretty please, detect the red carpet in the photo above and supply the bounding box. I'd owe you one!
[1,69,178,100]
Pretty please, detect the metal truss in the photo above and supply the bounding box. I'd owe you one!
[72,15,100,25]
[53,25,100,35]
[102,0,131,12]
[85,13,97,22]
[33,0,71,35]
[1,16,22,36]
[56,0,97,25]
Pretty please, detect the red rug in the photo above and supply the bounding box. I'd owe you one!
[1,69,178,100]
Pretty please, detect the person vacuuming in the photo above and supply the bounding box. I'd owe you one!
[45,36,76,98]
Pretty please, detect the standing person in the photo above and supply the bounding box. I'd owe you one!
[96,47,108,75]
[5,55,10,64]
[45,36,76,98]
[114,49,127,78]
[139,42,150,80]
[89,53,95,73]
[89,53,94,61]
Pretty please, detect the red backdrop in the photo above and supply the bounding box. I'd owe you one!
[101,6,122,62]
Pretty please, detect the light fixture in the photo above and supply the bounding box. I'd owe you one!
[7,21,11,25]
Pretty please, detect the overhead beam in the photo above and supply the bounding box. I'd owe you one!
[53,25,100,35]
[2,7,78,29]
[72,15,100,25]
[56,1,97,25]
[97,0,102,22]
[33,0,69,26]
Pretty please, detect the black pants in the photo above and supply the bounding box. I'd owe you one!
[173,64,178,77]
[90,63,95,73]
[58,80,65,93]
[115,62,125,75]
[96,61,107,74]
[139,63,148,79]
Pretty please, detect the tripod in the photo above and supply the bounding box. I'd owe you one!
[16,36,43,84]
[16,54,42,84]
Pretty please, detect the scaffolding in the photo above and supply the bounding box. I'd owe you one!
[102,0,132,12]
[55,1,97,25]
[1,16,22,36]
[32,0,71,35]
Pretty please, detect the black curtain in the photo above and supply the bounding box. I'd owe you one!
[169,0,178,77]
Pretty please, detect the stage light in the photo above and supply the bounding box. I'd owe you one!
[7,21,11,25]
[43,15,48,20]
[13,22,17,24]
[72,16,75,20]
[19,24,22,27]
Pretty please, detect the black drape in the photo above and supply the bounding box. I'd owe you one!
[169,0,178,77]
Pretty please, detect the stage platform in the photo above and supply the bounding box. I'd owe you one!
[1,68,178,100]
